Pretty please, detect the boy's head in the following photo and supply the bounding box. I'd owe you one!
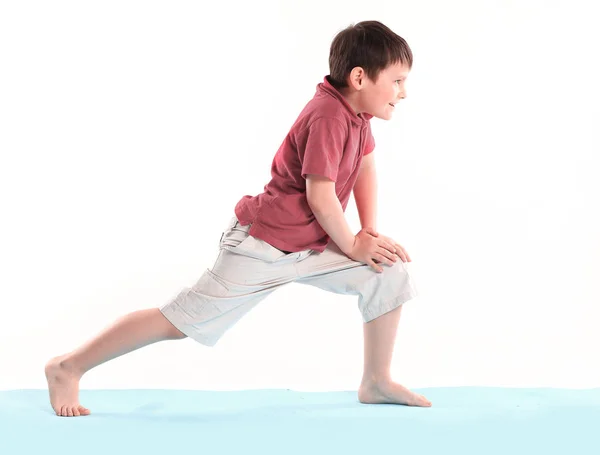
[329,21,412,120]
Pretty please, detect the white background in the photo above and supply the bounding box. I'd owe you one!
[1,0,598,391]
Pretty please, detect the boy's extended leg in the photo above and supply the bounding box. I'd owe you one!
[358,305,432,407]
[45,308,186,417]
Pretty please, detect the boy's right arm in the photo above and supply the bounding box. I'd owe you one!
[306,174,397,272]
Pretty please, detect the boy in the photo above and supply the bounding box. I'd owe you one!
[45,20,432,417]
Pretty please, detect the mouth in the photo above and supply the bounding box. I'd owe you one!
[389,103,396,108]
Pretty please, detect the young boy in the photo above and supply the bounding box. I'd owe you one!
[45,20,432,417]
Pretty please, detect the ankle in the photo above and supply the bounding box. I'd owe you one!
[361,373,392,387]
[54,354,84,377]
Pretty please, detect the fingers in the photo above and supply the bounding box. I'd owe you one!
[381,237,410,262]
[374,234,411,262]
[367,259,383,273]
[376,243,410,263]
[377,239,396,254]
[395,243,411,262]
[376,247,397,264]
[374,253,396,267]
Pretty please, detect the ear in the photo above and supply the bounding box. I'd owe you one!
[347,67,366,90]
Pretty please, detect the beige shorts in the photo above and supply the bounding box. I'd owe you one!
[160,216,419,346]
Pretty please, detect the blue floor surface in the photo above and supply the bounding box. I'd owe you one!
[1,388,599,454]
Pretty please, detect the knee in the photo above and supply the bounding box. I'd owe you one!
[163,318,187,340]
[168,326,187,340]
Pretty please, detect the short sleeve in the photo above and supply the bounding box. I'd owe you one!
[363,121,376,156]
[299,118,346,182]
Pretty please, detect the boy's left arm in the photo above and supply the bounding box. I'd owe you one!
[353,152,412,263]
[353,152,378,231]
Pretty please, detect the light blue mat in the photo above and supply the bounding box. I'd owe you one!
[2,388,599,454]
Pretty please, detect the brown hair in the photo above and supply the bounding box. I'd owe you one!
[328,21,413,89]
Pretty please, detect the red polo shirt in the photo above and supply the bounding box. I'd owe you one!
[234,76,376,253]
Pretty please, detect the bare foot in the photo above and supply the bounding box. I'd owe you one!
[358,379,432,407]
[45,355,90,417]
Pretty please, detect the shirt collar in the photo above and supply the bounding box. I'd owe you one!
[318,76,373,126]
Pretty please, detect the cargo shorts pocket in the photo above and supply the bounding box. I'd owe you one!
[232,235,287,263]
[219,218,287,263]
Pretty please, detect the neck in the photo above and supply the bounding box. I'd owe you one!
[338,86,363,115]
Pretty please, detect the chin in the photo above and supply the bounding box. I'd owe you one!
[371,112,389,120]
[366,108,393,120]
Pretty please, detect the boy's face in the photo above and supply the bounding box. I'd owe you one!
[348,61,410,120]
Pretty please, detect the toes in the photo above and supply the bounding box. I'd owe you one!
[409,393,430,407]
[56,405,86,416]
[418,395,432,406]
